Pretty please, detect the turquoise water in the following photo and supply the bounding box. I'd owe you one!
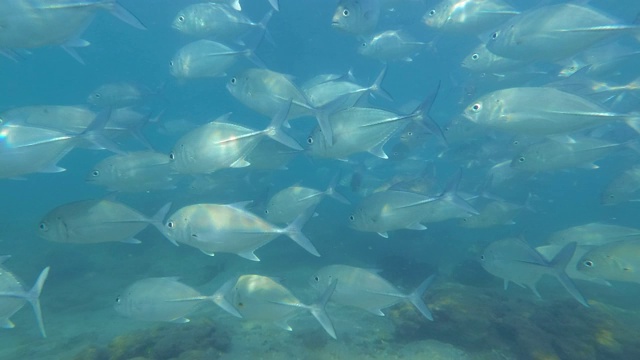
[2,1,640,359]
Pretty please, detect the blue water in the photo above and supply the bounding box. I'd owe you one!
[2,0,640,359]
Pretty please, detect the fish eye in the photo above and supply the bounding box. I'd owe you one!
[169,152,175,160]
[349,215,355,221]
[518,156,525,163]
[471,53,479,61]
[169,60,174,67]
[512,140,519,146]
[230,77,237,84]
[307,136,314,144]
[177,15,185,22]
[342,9,350,17]
[38,223,48,231]
[93,93,101,98]
[264,209,269,214]
[471,103,481,112]
[583,260,593,267]
[429,9,436,16]
[361,42,367,47]
[91,170,100,177]
[314,276,319,282]
[480,255,485,260]
[167,221,174,228]
[491,31,499,40]
[115,296,121,303]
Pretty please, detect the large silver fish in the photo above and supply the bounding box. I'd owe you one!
[0,256,49,338]
[170,39,262,79]
[213,274,337,338]
[114,277,219,323]
[487,3,640,61]
[172,3,272,42]
[226,68,334,144]
[169,110,300,175]
[463,87,640,136]
[309,264,435,320]
[0,0,145,61]
[511,137,624,172]
[601,165,640,205]
[86,151,175,192]
[37,200,169,244]
[162,202,319,261]
[577,240,640,284]
[480,238,588,307]
[423,0,518,33]
[358,30,426,62]
[547,222,640,247]
[265,180,349,224]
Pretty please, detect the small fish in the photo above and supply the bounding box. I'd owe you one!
[332,0,381,36]
[86,151,175,192]
[601,165,640,205]
[0,257,50,338]
[163,202,319,261]
[423,0,518,33]
[114,277,218,323]
[480,238,589,307]
[461,43,527,74]
[577,239,640,284]
[37,200,169,244]
[459,200,521,228]
[358,30,425,62]
[213,274,337,338]
[309,264,435,320]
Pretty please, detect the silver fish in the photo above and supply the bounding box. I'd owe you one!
[170,39,261,79]
[0,257,49,338]
[172,3,272,42]
[547,222,640,247]
[463,87,640,136]
[459,200,521,228]
[480,238,588,307]
[511,137,624,172]
[332,0,381,36]
[86,151,175,192]
[423,0,518,33]
[213,274,336,338]
[114,277,217,323]
[601,165,640,205]
[37,200,169,244]
[487,3,639,61]
[87,82,152,108]
[169,110,300,175]
[162,202,319,261]
[227,68,334,144]
[577,240,640,284]
[265,180,349,224]
[358,30,426,62]
[309,264,434,320]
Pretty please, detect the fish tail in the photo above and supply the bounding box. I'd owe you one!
[325,174,350,204]
[308,279,337,339]
[406,274,435,321]
[80,108,124,154]
[283,207,320,256]
[258,10,276,45]
[368,65,393,102]
[438,170,479,215]
[0,267,51,337]
[211,279,243,318]
[266,100,303,150]
[229,0,242,11]
[110,1,147,30]
[268,0,280,11]
[412,81,446,144]
[550,242,589,307]
[148,202,173,244]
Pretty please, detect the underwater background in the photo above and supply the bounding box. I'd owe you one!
[3,0,640,359]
